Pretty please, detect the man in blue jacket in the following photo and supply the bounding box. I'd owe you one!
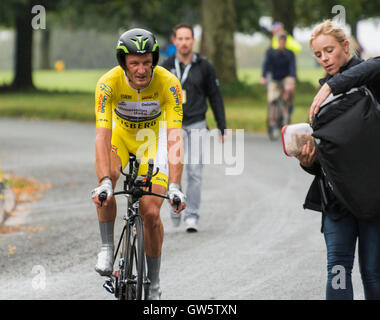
[260,34,296,139]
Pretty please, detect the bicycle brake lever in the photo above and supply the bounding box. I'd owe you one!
[132,158,140,180]
[173,195,181,210]
[151,167,160,177]
[99,191,107,207]
[146,159,154,185]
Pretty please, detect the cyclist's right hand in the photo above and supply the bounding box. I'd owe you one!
[91,180,113,208]
[260,77,267,86]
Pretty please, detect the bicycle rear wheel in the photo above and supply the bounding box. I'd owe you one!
[124,215,145,300]
[267,100,282,140]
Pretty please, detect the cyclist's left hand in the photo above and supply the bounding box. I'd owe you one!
[167,183,186,213]
[309,82,331,122]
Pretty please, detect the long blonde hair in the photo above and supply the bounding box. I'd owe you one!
[309,20,357,57]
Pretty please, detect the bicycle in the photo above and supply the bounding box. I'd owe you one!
[99,155,180,300]
[266,82,293,141]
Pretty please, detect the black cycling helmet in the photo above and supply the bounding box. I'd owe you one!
[116,28,159,70]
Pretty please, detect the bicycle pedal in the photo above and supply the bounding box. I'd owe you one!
[103,276,115,294]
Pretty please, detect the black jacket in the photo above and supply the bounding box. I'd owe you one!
[161,53,226,134]
[302,56,380,229]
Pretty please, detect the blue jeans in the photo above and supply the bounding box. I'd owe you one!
[323,211,380,300]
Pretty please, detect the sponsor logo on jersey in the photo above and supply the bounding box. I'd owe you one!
[150,109,159,116]
[170,85,182,105]
[116,100,161,121]
[170,85,183,117]
[170,86,179,105]
[97,93,107,113]
[117,117,158,129]
[142,92,159,100]
[99,82,113,98]
[175,84,182,104]
[120,94,132,99]
[96,118,109,124]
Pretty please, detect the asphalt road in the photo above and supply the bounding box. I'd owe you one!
[0,118,364,300]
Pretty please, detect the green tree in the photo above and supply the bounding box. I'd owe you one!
[235,0,271,34]
[0,0,199,90]
[271,0,296,35]
[200,0,237,83]
[295,0,380,39]
[0,0,58,89]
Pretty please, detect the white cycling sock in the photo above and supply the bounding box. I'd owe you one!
[146,255,161,290]
[98,220,114,249]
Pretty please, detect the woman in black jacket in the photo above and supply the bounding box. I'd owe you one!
[297,20,380,300]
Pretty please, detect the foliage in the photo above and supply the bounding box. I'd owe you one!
[54,0,199,38]
[295,0,380,32]
[235,0,271,34]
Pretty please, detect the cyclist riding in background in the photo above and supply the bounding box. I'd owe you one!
[91,28,186,300]
[271,21,302,56]
[260,33,297,139]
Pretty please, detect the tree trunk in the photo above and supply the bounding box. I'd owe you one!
[271,0,295,36]
[200,0,237,84]
[12,1,35,90]
[39,29,51,70]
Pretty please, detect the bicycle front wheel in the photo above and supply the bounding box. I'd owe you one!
[126,215,145,300]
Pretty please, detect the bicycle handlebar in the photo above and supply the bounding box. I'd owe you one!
[98,156,182,209]
[98,190,181,208]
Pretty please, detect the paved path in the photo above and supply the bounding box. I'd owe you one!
[0,119,364,300]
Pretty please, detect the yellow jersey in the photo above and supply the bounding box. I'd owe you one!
[95,65,183,132]
[94,65,183,187]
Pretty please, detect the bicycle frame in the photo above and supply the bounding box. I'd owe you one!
[102,156,170,300]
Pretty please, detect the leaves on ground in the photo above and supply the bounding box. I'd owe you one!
[0,173,51,235]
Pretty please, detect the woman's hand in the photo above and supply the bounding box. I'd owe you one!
[296,140,316,167]
[309,82,332,122]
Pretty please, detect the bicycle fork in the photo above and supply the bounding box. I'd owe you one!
[102,220,150,299]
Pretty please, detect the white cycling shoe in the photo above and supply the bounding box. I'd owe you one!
[146,255,162,300]
[148,283,162,300]
[95,246,114,276]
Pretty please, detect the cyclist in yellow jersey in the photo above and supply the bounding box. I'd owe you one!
[91,28,186,300]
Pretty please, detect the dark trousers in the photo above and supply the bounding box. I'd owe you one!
[323,211,380,300]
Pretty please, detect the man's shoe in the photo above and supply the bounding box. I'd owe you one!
[185,217,198,233]
[95,246,114,276]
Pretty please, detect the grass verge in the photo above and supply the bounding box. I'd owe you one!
[0,69,320,133]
